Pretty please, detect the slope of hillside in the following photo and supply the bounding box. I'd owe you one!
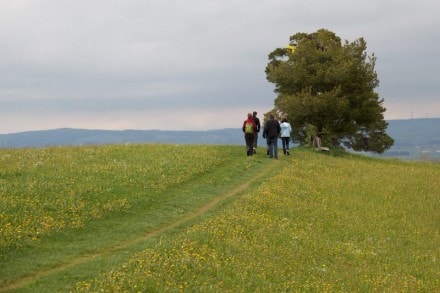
[1,146,438,292]
[0,144,273,291]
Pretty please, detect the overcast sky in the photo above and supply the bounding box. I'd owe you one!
[1,0,439,134]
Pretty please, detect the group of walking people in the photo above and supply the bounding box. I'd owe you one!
[242,111,292,159]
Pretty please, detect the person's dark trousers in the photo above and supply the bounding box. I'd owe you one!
[253,133,258,153]
[282,137,290,154]
[245,134,254,156]
[266,137,270,155]
[268,137,279,159]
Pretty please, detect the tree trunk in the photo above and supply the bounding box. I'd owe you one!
[311,125,323,149]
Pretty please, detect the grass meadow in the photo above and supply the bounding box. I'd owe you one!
[0,144,439,292]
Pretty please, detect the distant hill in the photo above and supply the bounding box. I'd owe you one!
[0,128,244,148]
[385,118,440,147]
[1,118,439,160]
[377,118,440,160]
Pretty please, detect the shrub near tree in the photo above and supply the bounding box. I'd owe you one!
[265,29,394,153]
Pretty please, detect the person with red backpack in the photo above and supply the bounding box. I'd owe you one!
[242,113,257,156]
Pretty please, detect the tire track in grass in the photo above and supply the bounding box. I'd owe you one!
[1,158,279,292]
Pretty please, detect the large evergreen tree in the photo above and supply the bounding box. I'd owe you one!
[265,29,393,153]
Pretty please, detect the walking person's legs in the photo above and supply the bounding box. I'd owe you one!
[266,137,270,155]
[253,133,258,154]
[282,137,287,154]
[268,137,274,158]
[273,137,279,159]
[249,135,254,156]
[245,134,253,156]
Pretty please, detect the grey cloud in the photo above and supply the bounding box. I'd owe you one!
[0,0,439,133]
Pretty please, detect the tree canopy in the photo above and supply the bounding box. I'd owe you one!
[265,29,393,153]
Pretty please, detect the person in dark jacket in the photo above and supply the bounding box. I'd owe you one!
[242,113,257,156]
[262,122,270,155]
[252,111,261,154]
[264,114,281,159]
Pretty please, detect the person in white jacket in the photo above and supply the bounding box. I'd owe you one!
[280,117,292,155]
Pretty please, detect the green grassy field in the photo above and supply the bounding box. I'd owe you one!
[0,144,439,292]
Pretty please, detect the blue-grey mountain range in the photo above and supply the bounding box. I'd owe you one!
[1,118,439,160]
